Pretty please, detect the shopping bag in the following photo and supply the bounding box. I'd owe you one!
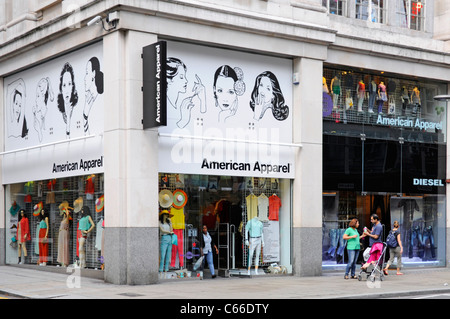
[171,234,178,246]
[193,256,204,271]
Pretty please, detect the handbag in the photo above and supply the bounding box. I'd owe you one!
[171,233,178,246]
[193,256,204,271]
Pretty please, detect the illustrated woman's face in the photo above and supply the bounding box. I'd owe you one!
[84,61,94,92]
[258,76,273,105]
[214,76,236,111]
[62,71,73,104]
[13,92,22,121]
[169,65,187,94]
[36,82,46,108]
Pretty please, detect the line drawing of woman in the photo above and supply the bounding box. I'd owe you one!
[250,71,289,121]
[166,57,206,129]
[33,77,54,142]
[7,78,29,138]
[213,65,245,123]
[57,62,78,138]
[83,57,104,135]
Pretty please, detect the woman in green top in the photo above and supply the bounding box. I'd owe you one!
[343,218,364,279]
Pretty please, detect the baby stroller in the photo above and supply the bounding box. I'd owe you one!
[358,242,387,282]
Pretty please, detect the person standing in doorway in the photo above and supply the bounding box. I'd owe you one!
[199,225,218,279]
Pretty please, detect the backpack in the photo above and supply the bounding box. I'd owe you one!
[386,230,398,248]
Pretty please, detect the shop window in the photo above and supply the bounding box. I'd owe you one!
[322,0,347,16]
[394,0,425,31]
[158,173,291,279]
[6,175,105,269]
[322,67,448,144]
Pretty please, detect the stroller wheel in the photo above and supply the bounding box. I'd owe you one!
[357,275,362,281]
[369,275,375,282]
[380,275,385,281]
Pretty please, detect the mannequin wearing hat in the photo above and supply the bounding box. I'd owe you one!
[245,216,264,275]
[17,209,30,264]
[78,206,95,268]
[57,207,72,267]
[159,210,174,273]
[38,208,50,266]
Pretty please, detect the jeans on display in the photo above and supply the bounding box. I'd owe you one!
[345,249,360,277]
[202,250,215,276]
[327,229,338,257]
[159,234,172,272]
[336,229,346,257]
[422,226,436,259]
[368,92,376,112]
[410,226,423,258]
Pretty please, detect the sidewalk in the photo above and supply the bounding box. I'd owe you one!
[1,265,450,299]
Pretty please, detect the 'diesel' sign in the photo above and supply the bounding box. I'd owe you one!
[142,41,167,129]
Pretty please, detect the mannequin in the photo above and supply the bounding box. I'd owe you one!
[322,77,329,94]
[368,80,377,113]
[411,86,421,115]
[401,86,410,115]
[78,206,95,268]
[245,216,264,275]
[159,210,174,273]
[356,80,366,112]
[330,76,341,110]
[377,81,387,114]
[57,208,71,267]
[38,208,49,266]
[17,209,30,264]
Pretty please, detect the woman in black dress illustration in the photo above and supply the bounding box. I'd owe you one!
[57,62,78,138]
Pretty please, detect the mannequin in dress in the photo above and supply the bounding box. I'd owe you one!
[78,206,95,268]
[330,76,341,110]
[57,208,71,267]
[411,86,421,115]
[38,209,49,266]
[245,216,264,275]
[17,209,30,264]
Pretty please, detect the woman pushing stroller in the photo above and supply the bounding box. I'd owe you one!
[361,214,384,270]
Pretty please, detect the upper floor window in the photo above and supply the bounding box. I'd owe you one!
[322,0,347,16]
[394,0,425,31]
[355,0,385,23]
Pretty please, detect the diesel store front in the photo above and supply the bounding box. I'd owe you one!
[3,42,105,270]
[322,66,447,270]
[145,41,296,278]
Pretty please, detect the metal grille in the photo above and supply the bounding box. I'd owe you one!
[13,175,104,269]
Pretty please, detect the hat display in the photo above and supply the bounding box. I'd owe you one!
[73,197,83,213]
[9,201,20,216]
[95,195,104,213]
[33,201,43,216]
[159,209,174,216]
[172,189,187,209]
[59,201,73,214]
[159,189,173,208]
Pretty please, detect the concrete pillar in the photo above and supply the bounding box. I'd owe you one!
[103,30,160,284]
[292,57,323,276]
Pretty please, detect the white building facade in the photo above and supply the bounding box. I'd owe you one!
[0,0,449,285]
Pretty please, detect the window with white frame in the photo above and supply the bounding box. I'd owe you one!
[355,0,385,24]
[394,0,425,30]
[322,0,347,16]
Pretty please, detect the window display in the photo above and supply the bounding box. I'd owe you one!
[5,174,105,269]
[158,173,291,279]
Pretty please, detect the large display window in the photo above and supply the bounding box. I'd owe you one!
[5,174,105,270]
[158,173,292,279]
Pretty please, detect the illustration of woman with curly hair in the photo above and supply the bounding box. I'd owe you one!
[7,78,29,138]
[57,62,78,138]
[213,65,245,123]
[250,71,289,121]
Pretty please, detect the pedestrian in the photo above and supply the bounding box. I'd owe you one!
[199,225,218,279]
[361,213,383,270]
[384,220,403,275]
[343,218,363,279]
